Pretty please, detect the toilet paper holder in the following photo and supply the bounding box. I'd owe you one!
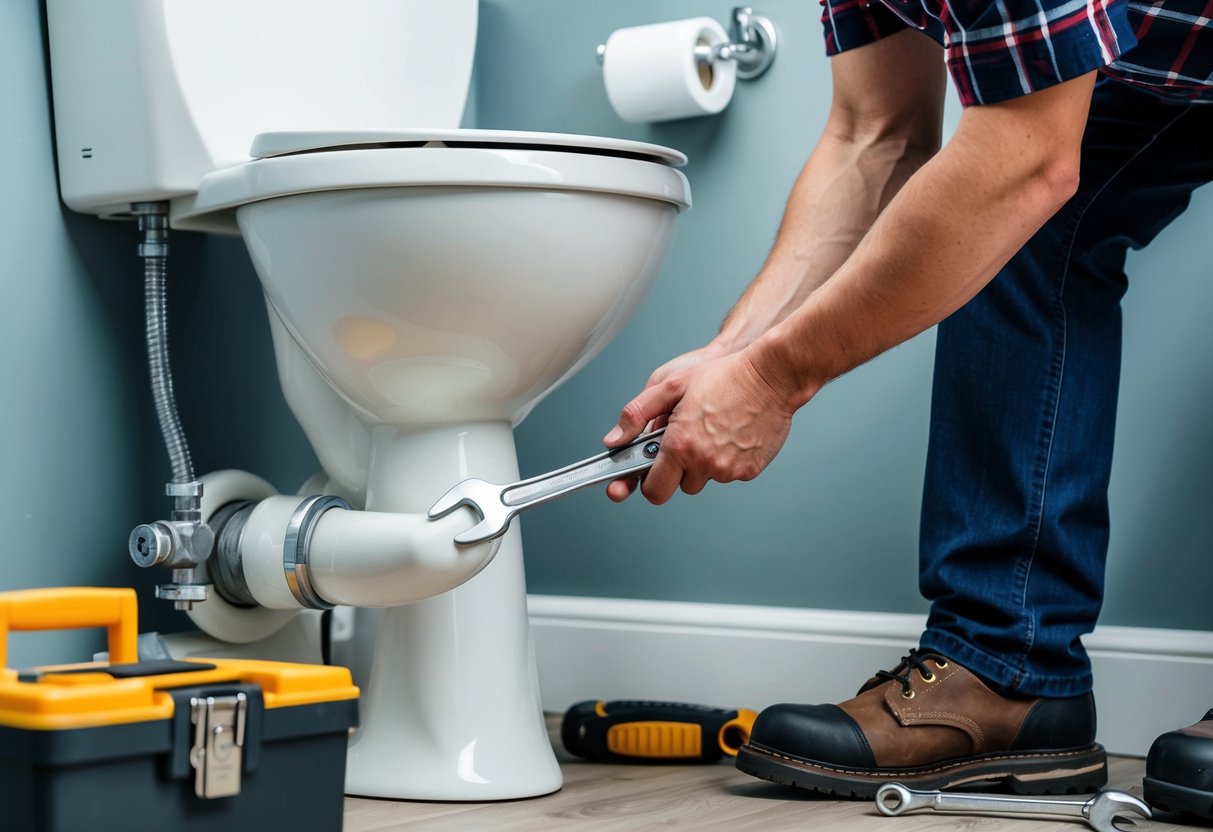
[597,6,778,81]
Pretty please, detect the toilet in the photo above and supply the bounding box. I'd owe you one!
[46,0,690,801]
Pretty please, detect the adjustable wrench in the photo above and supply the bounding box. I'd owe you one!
[875,783,1151,832]
[428,429,664,545]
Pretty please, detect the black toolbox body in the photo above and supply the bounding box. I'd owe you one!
[0,588,359,832]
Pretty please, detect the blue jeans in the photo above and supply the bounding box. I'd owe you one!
[919,78,1213,698]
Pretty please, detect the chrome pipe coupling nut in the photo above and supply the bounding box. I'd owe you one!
[133,201,170,258]
[283,495,349,611]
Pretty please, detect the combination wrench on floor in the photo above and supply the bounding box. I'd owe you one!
[428,429,665,545]
[875,783,1151,832]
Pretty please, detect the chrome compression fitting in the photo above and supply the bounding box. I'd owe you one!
[282,495,349,610]
[126,201,214,611]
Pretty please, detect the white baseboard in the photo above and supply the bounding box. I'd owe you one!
[529,594,1213,757]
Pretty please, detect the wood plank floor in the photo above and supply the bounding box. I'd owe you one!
[345,718,1207,831]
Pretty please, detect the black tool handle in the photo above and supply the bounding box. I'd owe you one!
[561,699,757,763]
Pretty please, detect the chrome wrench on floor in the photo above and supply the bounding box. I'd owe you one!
[428,428,665,545]
[875,783,1151,832]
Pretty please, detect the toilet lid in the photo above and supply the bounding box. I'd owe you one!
[249,128,687,167]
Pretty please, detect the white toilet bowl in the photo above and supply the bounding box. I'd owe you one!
[171,128,691,799]
[174,128,690,436]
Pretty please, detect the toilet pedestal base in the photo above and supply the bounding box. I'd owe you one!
[343,422,562,800]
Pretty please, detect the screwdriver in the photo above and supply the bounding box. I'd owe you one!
[561,699,759,763]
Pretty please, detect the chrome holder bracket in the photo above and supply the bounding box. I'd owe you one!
[597,7,778,81]
[721,7,778,80]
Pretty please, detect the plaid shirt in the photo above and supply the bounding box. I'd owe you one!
[822,0,1213,105]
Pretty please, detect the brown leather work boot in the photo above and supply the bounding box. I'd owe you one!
[735,650,1107,798]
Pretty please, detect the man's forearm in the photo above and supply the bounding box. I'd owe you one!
[750,74,1096,407]
[715,127,938,352]
[714,31,947,355]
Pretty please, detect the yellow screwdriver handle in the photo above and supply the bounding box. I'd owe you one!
[562,699,758,762]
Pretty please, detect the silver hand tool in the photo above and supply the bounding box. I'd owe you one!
[875,783,1151,832]
[428,428,665,545]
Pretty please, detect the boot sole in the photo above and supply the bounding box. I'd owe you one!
[1144,776,1213,820]
[735,741,1108,799]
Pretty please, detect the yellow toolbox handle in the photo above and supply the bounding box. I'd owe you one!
[0,587,139,668]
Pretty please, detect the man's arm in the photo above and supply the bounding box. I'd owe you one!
[751,71,1093,404]
[715,30,946,354]
[629,32,947,393]
[607,56,1095,504]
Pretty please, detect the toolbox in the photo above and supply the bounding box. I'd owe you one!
[0,587,359,832]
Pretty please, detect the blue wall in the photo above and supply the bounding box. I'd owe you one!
[1,0,149,665]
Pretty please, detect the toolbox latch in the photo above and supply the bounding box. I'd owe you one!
[189,692,247,799]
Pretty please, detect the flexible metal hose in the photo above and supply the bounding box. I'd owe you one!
[143,245,195,484]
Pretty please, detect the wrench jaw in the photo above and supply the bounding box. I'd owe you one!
[428,478,515,546]
[427,480,485,522]
[1087,792,1152,832]
[452,511,514,546]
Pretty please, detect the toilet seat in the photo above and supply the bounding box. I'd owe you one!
[248,128,688,165]
[171,128,692,235]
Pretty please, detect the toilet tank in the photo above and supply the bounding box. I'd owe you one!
[46,0,478,218]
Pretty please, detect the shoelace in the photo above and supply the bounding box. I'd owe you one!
[874,649,945,697]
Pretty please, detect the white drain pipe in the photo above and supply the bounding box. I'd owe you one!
[232,495,498,610]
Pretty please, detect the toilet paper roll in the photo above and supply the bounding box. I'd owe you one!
[602,17,737,124]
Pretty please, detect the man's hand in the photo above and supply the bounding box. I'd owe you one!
[643,342,732,392]
[603,348,796,504]
[598,341,734,500]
